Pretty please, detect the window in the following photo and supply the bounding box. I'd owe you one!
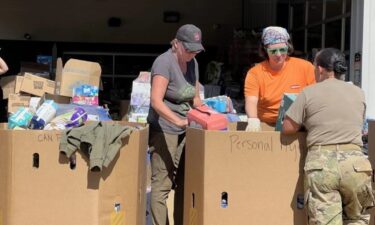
[325,19,342,49]
[289,0,350,55]
[308,1,322,24]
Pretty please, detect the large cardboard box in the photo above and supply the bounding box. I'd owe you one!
[0,76,23,99]
[20,73,55,97]
[56,59,101,97]
[7,94,31,114]
[184,123,307,225]
[366,120,375,222]
[0,122,149,225]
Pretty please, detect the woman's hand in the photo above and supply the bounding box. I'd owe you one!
[176,118,188,128]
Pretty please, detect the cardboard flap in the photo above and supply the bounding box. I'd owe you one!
[59,59,102,97]
[63,59,101,80]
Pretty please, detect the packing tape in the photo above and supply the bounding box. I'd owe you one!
[188,208,198,225]
[110,211,125,225]
[0,210,2,225]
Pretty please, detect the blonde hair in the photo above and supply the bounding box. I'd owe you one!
[170,39,179,52]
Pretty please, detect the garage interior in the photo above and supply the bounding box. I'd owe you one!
[0,0,353,119]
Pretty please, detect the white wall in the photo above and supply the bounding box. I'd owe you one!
[0,0,244,47]
[362,0,375,118]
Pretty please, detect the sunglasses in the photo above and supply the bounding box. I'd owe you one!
[266,47,288,55]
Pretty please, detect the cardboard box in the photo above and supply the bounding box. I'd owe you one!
[44,93,71,104]
[184,122,307,225]
[0,76,23,99]
[20,73,55,97]
[367,120,375,223]
[275,93,298,131]
[0,122,149,225]
[14,76,23,94]
[56,59,101,97]
[7,94,31,114]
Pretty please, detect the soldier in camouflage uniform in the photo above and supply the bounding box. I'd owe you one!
[282,48,374,225]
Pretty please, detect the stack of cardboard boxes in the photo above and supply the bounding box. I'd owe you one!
[4,58,102,114]
[0,58,149,225]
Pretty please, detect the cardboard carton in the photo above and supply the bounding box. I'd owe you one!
[0,76,23,99]
[20,73,55,97]
[14,76,23,94]
[7,94,31,114]
[0,122,148,225]
[275,93,298,131]
[184,122,307,225]
[56,59,101,97]
[366,120,375,222]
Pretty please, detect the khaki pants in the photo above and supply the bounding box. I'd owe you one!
[149,130,185,225]
[305,145,375,225]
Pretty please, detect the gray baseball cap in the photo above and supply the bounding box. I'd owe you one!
[176,24,205,52]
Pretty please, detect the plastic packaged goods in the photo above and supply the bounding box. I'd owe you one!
[203,95,235,113]
[29,100,58,130]
[56,103,112,121]
[8,107,35,129]
[44,107,88,130]
[72,84,99,106]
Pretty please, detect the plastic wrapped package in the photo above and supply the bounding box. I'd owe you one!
[56,103,112,121]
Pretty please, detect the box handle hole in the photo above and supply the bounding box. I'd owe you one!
[297,194,304,209]
[33,153,39,168]
[191,193,195,208]
[69,155,76,170]
[221,192,228,208]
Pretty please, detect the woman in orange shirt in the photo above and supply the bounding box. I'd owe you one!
[244,26,315,131]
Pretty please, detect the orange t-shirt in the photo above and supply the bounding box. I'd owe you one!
[244,57,316,124]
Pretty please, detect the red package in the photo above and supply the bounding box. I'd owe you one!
[187,105,228,130]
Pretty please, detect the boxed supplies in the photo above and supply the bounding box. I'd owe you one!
[20,73,56,97]
[275,93,298,131]
[55,59,102,97]
[128,72,151,123]
[72,84,99,106]
[187,105,228,130]
[0,122,148,225]
[7,94,31,114]
[184,122,307,225]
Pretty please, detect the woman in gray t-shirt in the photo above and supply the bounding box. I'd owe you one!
[147,24,204,225]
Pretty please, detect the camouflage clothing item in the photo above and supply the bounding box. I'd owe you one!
[304,146,374,225]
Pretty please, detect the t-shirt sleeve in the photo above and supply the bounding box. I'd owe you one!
[151,55,170,80]
[285,91,307,125]
[244,68,260,97]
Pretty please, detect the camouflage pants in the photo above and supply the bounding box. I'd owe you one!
[304,145,374,225]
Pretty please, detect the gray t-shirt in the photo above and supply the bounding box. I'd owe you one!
[286,79,365,147]
[147,49,199,134]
